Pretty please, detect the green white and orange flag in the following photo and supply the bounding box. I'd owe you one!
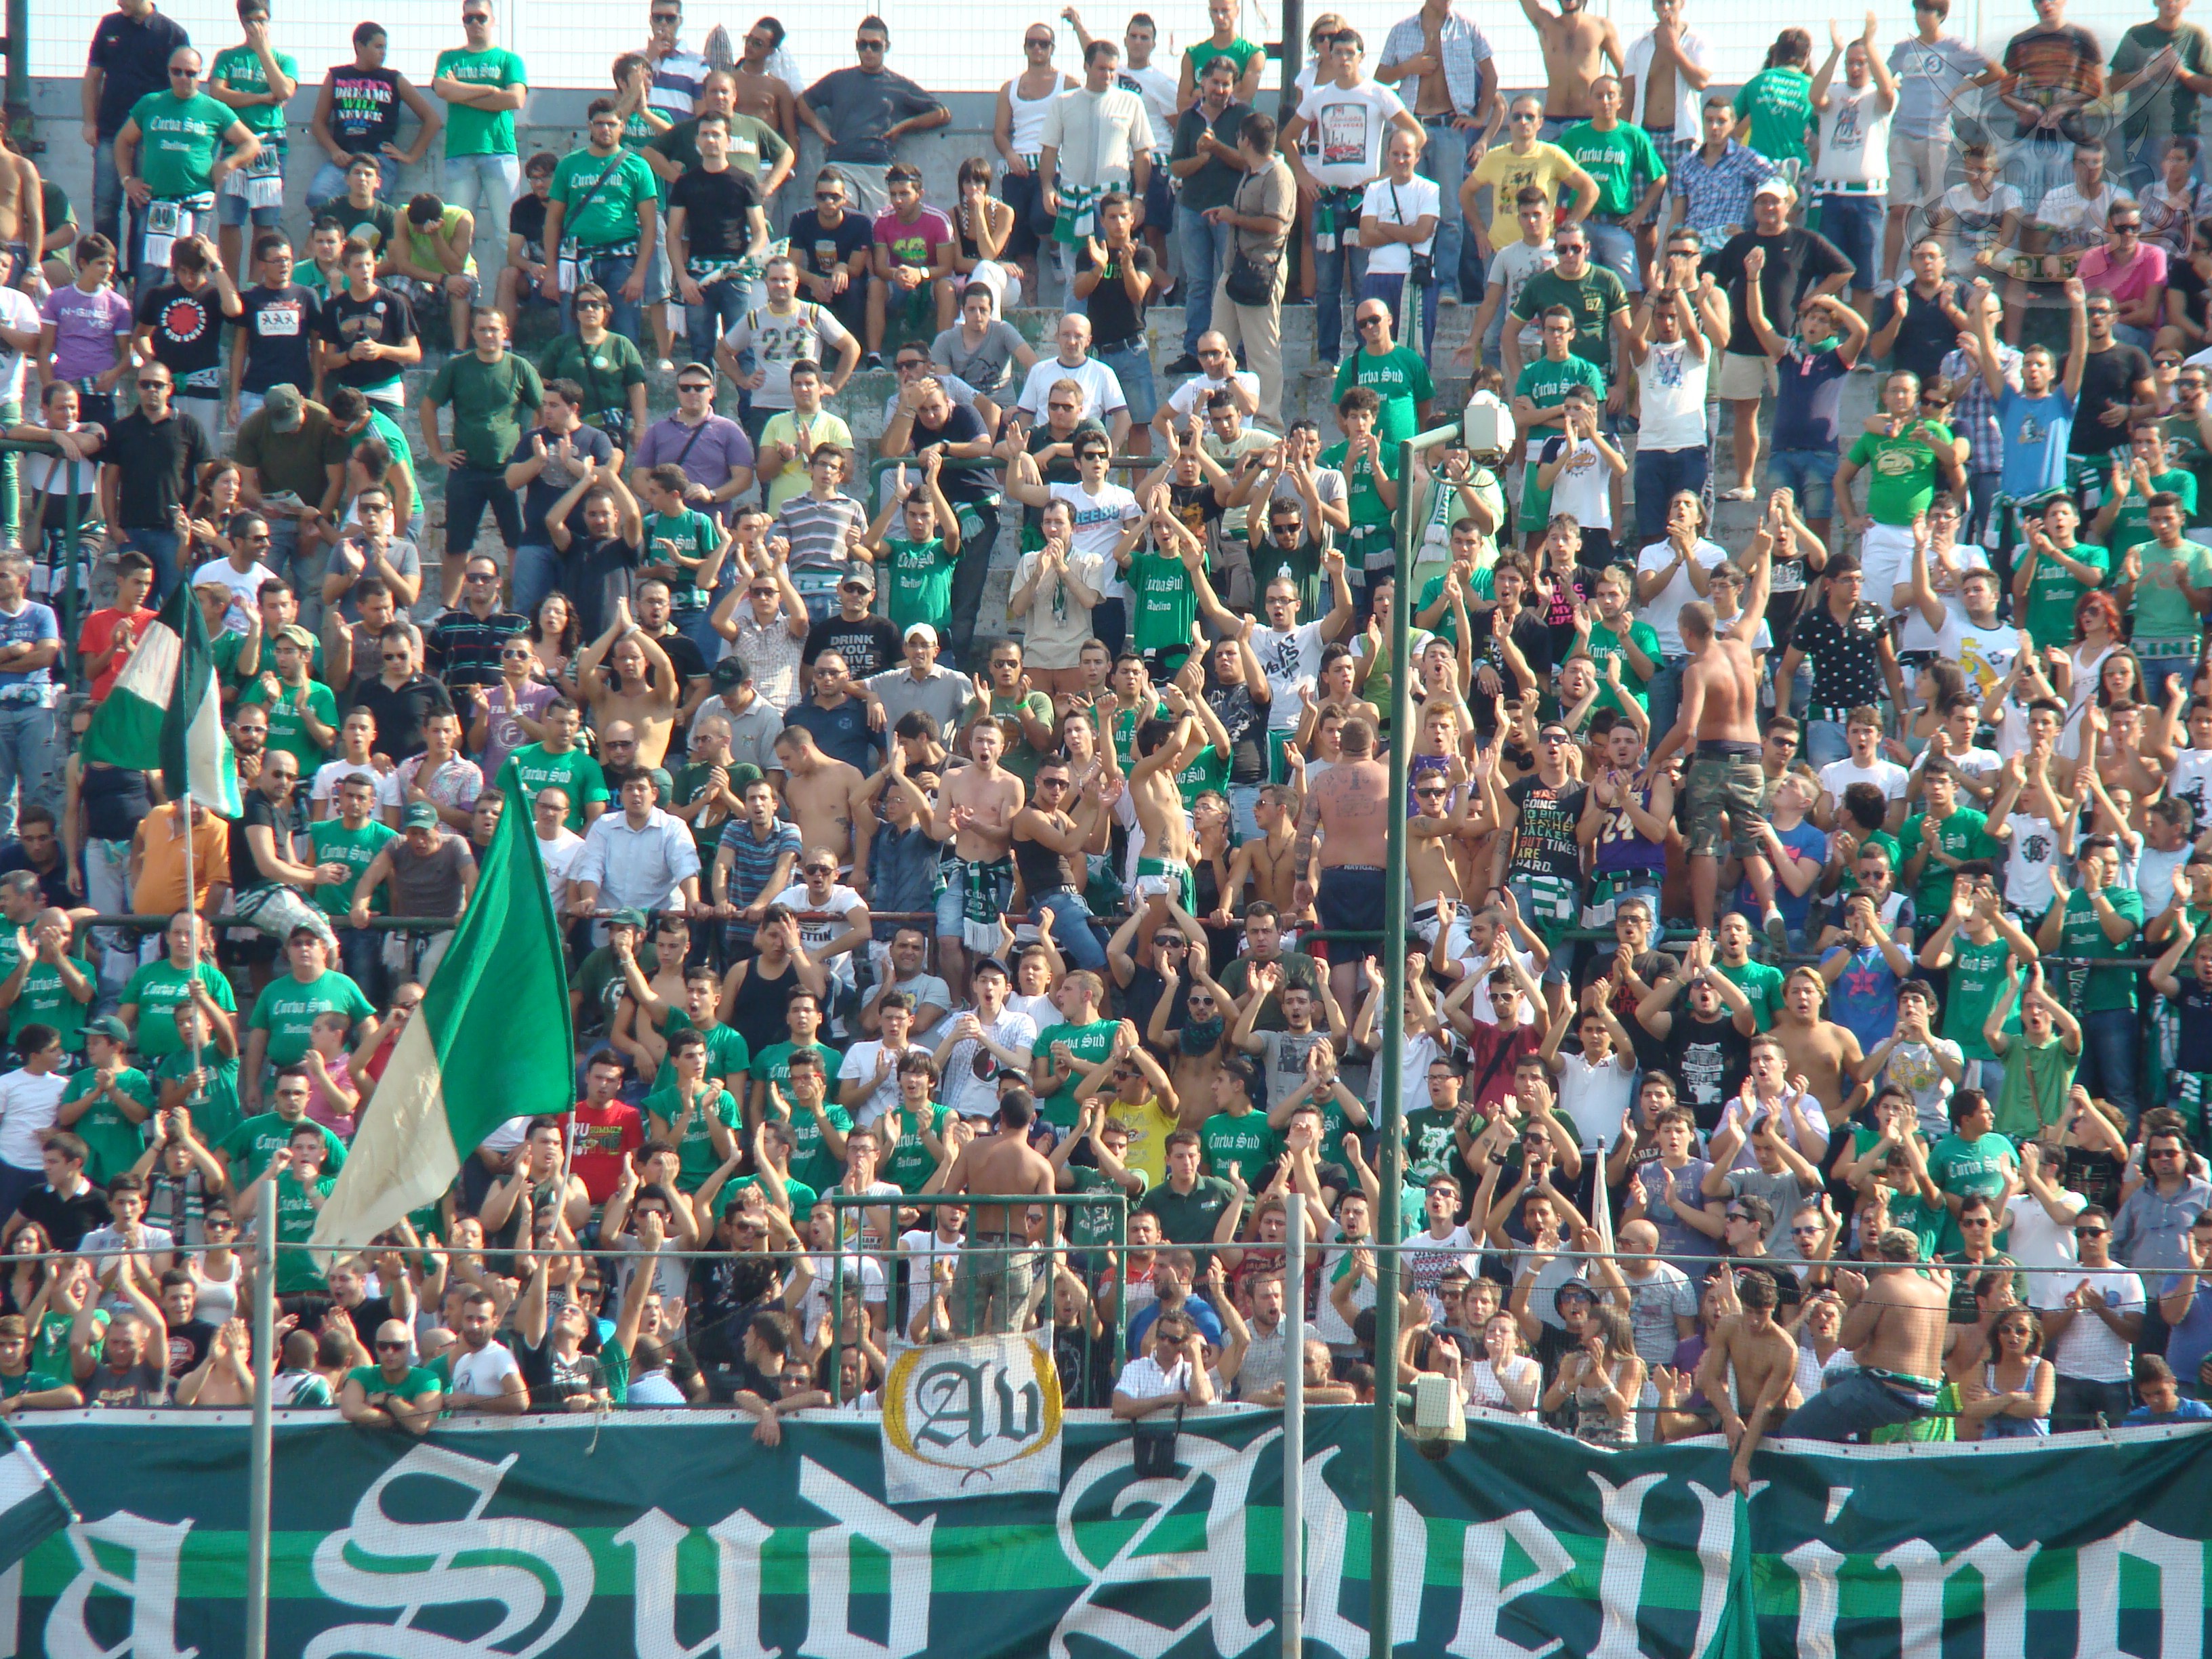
[311,777,573,1252]
[77,581,242,817]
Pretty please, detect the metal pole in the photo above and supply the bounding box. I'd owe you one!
[1282,1189,1305,1659]
[1368,436,1420,1659]
[1276,0,1303,123]
[244,1187,275,1659]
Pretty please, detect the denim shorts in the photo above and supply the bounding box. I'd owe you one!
[1814,192,1883,286]
[1768,449,1840,518]
[1092,340,1158,425]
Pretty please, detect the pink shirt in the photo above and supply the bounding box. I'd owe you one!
[304,1052,358,1141]
[2076,242,2169,309]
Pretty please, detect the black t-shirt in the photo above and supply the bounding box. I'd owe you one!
[1787,600,1889,710]
[2074,342,2153,457]
[1889,285,1960,388]
[1504,776,1588,884]
[802,613,901,678]
[90,7,191,137]
[318,197,399,255]
[510,193,550,266]
[907,403,994,504]
[2173,258,2209,337]
[564,537,640,642]
[163,1315,217,1379]
[234,284,321,396]
[650,628,708,687]
[0,848,74,913]
[668,165,764,266]
[347,672,456,762]
[1204,680,1265,783]
[229,790,285,887]
[1120,961,1193,1042]
[85,1360,169,1408]
[785,208,874,298]
[1574,947,1677,1073]
[1662,1013,1753,1129]
[14,1182,110,1250]
[1709,228,1851,359]
[510,423,617,540]
[1076,241,1157,344]
[325,64,405,155]
[517,1330,606,1410]
[1471,616,1554,733]
[314,287,419,391]
[135,282,226,392]
[106,411,211,531]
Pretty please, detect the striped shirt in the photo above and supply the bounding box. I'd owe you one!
[771,492,869,572]
[426,606,529,691]
[1378,12,1493,121]
[1669,140,1779,244]
[717,817,802,908]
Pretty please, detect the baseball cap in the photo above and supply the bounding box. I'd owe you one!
[903,623,937,647]
[262,384,305,432]
[840,567,876,592]
[85,1015,129,1044]
[402,802,438,830]
[608,907,651,930]
[711,657,750,688]
[970,954,1010,979]
[276,623,316,651]
[1753,179,1790,201]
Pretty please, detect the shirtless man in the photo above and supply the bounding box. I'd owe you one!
[1661,1269,1797,1488]
[731,33,799,146]
[1769,966,1864,1125]
[1128,691,1207,923]
[932,718,1024,996]
[0,132,43,285]
[943,1088,1059,1334]
[771,726,874,886]
[1295,716,1390,1011]
[1647,516,1773,930]
[1786,1228,1951,1441]
[1516,0,1624,130]
[1222,783,1301,919]
[1011,754,1116,958]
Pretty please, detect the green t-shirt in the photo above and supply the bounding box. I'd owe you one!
[213,630,327,703]
[2106,469,2198,565]
[60,1068,156,1186]
[549,146,659,249]
[537,332,649,434]
[1033,1019,1120,1126]
[1128,549,1198,653]
[1515,352,1609,417]
[153,1049,243,1147]
[1183,36,1261,79]
[1404,1105,1469,1190]
[2128,535,2212,649]
[661,1007,752,1087]
[884,536,958,633]
[218,1109,348,1186]
[1200,1109,1279,1187]
[1317,438,1400,531]
[208,45,301,142]
[497,743,610,832]
[9,953,91,1052]
[1942,933,2020,1062]
[643,1082,741,1190]
[0,1368,65,1401]
[432,46,527,157]
[246,970,375,1068]
[1067,1162,1139,1248]
[425,350,544,472]
[240,675,339,769]
[1900,807,2003,925]
[345,1361,444,1404]
[1137,1174,1240,1248]
[2019,539,2110,649]
[127,91,235,199]
[1736,66,1816,162]
[308,817,398,918]
[1586,617,1660,713]
[271,1169,338,1291]
[1845,422,1956,527]
[1174,736,1230,809]
[120,960,235,1061]
[1883,1185,1946,1261]
[1511,266,1630,377]
[1992,1034,2080,1139]
[642,506,720,615]
[1330,346,1435,445]
[1719,958,1786,1031]
[1927,1130,2017,1256]
[2057,884,2144,1012]
[770,1090,853,1193]
[880,1103,950,1194]
[1558,119,1668,215]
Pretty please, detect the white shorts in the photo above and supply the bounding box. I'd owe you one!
[1717,352,1776,402]
[1414,905,1474,969]
[1887,132,1951,213]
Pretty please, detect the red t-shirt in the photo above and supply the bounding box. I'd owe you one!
[562,1100,644,1204]
[1463,1020,1543,1113]
[77,605,157,701]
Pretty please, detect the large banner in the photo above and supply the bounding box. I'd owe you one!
[6,1409,2211,1658]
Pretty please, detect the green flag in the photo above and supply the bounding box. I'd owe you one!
[1700,1488,1760,1659]
[310,778,573,1250]
[78,579,241,817]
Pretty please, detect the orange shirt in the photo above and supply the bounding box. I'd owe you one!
[131,804,232,914]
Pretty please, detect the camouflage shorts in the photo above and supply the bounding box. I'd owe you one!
[1684,749,1768,860]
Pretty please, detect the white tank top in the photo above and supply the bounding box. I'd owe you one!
[1005,77,1060,157]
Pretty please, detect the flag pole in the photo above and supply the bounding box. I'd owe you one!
[245,1174,274,1659]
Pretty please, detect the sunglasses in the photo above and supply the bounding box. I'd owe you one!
[815,190,844,202]
[375,1339,408,1351]
[678,381,712,393]
[138,379,171,391]
[574,300,608,311]
[169,66,199,77]
[2076,1225,2110,1236]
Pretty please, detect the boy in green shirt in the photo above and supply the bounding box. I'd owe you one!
[2091,424,2198,567]
[308,773,399,920]
[863,453,962,636]
[2038,837,2143,1111]
[2011,496,2110,649]
[769,1048,853,1193]
[1128,513,1203,674]
[57,1017,155,1186]
[747,989,842,1124]
[2112,484,2212,688]
[239,626,339,770]
[155,995,245,1148]
[1509,306,1607,543]
[1835,371,1957,536]
[1317,387,1402,586]
[644,1029,740,1191]
[1900,769,2003,926]
[218,1066,348,1185]
[497,698,611,831]
[119,916,235,1063]
[1030,971,1122,1128]
[1734,54,1816,164]
[0,914,92,1054]
[239,1122,339,1293]
[638,464,724,622]
[1558,79,1670,278]
[432,12,528,167]
[207,6,300,276]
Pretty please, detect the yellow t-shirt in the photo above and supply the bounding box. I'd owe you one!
[1111,1095,1185,1190]
[758,409,855,513]
[1469,141,1580,251]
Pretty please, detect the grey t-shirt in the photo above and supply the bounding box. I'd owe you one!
[1724,1167,1816,1256]
[1885,35,1992,141]
[930,322,1029,398]
[802,67,943,165]
[388,833,472,916]
[1642,1157,1717,1262]
[1253,1029,1330,1103]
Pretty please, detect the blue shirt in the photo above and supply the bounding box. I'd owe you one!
[2160,1275,2212,1387]
[1997,386,2075,498]
[2123,1398,2212,1425]
[1127,1296,1226,1352]
[1821,943,1901,1056]
[716,817,802,909]
[1736,821,1826,937]
[1771,340,1853,452]
[0,602,58,704]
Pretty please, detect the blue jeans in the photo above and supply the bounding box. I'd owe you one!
[1031,889,1107,971]
[443,465,523,560]
[2081,1006,2140,1127]
[1174,203,1232,354]
[1806,719,1850,768]
[1418,121,1471,301]
[2142,651,2196,703]
[264,516,329,635]
[1092,340,1159,424]
[1816,192,1883,287]
[1227,782,1263,842]
[0,705,59,840]
[1767,448,1840,520]
[1635,447,1708,541]
[1785,1367,1931,1442]
[512,542,564,623]
[1313,238,1364,363]
[94,138,124,247]
[1584,220,1641,293]
[1645,655,1688,745]
[125,527,184,602]
[565,251,647,350]
[1360,270,1437,356]
[443,152,520,235]
[684,271,760,367]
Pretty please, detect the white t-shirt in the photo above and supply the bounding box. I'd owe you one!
[1637,340,1709,451]
[897,1226,963,1341]
[0,287,41,403]
[1401,1224,1482,1319]
[1896,546,1992,653]
[0,1068,65,1170]
[1818,756,1910,808]
[1536,434,1613,531]
[1937,615,2024,697]
[192,559,282,635]
[2036,1263,2144,1382]
[1466,948,1542,1027]
[1047,480,1143,603]
[1249,619,1330,731]
[1359,173,1441,272]
[629,1370,689,1405]
[1015,356,1129,423]
[1115,62,1179,137]
[2003,811,2062,915]
[2005,1186,2085,1307]
[310,760,401,811]
[1294,79,1411,191]
[1635,538,1730,656]
[1114,1352,1193,1400]
[837,1040,914,1128]
[771,882,869,976]
[1557,1050,1635,1151]
[939,1009,1039,1118]
[2167,747,2212,827]
[449,1340,523,1401]
[539,827,587,914]
[1878,1038,1964,1140]
[800,1249,887,1332]
[1812,81,1893,187]
[1165,370,1262,424]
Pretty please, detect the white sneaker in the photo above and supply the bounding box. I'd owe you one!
[655,357,676,373]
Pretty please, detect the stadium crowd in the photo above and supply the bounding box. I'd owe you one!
[0,0,2195,1459]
